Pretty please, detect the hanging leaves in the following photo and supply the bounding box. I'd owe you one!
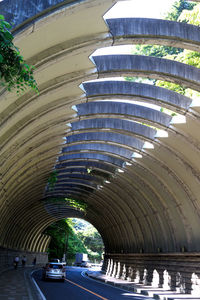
[0,14,39,94]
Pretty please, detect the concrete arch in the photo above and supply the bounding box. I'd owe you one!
[69,118,157,140]
[92,54,200,92]
[82,80,192,112]
[105,18,200,52]
[75,101,172,128]
[2,1,200,289]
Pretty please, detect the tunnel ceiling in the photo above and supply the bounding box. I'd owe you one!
[1,0,200,254]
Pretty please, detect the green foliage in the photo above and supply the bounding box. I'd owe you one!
[47,171,58,191]
[164,0,196,21]
[178,3,200,25]
[44,219,104,262]
[44,219,87,261]
[65,198,87,211]
[72,219,104,261]
[0,15,38,94]
[155,80,186,94]
[43,196,87,212]
[156,3,200,100]
[131,44,183,58]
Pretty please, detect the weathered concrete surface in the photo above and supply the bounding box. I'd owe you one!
[62,142,138,159]
[0,0,83,29]
[59,152,125,166]
[76,101,172,128]
[0,0,116,257]
[105,18,200,52]
[93,54,200,92]
[69,118,156,139]
[82,80,192,112]
[64,131,146,149]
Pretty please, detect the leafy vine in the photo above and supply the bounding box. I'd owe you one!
[0,15,38,94]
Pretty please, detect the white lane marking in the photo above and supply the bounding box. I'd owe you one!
[31,270,46,300]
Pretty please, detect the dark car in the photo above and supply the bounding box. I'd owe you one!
[42,262,66,282]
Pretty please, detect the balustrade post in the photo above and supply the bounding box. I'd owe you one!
[158,270,164,288]
[146,268,153,286]
[169,272,176,291]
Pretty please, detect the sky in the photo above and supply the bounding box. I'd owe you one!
[104,0,176,19]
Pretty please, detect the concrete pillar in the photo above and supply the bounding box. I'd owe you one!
[106,259,113,276]
[169,272,177,291]
[158,270,164,288]
[116,261,121,279]
[121,264,127,280]
[139,268,144,284]
[146,268,154,286]
[184,273,192,294]
[112,261,117,277]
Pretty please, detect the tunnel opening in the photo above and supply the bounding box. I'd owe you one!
[43,218,104,265]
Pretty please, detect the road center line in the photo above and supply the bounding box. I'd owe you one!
[65,278,108,300]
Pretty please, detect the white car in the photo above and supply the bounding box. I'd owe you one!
[80,261,92,268]
[42,262,66,282]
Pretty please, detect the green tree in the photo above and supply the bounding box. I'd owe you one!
[44,219,87,261]
[156,3,200,100]
[164,0,195,21]
[0,15,38,93]
[74,220,104,261]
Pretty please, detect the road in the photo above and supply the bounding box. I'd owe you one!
[32,266,153,300]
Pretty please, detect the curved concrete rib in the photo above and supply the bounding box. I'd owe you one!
[55,160,116,174]
[105,18,200,52]
[59,152,125,167]
[0,0,86,29]
[82,80,192,112]
[48,185,93,193]
[62,143,138,159]
[57,173,103,184]
[43,202,85,219]
[92,54,200,92]
[47,184,94,192]
[56,167,89,174]
[69,118,156,140]
[56,167,112,180]
[65,132,144,150]
[75,101,172,127]
[54,179,99,189]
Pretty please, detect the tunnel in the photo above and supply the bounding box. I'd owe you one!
[1,0,200,294]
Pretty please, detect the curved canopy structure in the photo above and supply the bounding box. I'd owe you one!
[1,0,200,265]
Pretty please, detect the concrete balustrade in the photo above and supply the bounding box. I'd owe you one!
[103,253,200,295]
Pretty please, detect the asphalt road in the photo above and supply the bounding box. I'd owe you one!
[32,266,153,300]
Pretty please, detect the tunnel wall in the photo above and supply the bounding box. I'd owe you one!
[0,246,48,273]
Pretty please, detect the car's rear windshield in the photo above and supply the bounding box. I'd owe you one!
[49,264,63,269]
